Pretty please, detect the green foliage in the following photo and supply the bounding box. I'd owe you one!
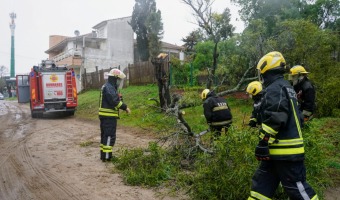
[182,30,204,55]
[0,77,6,93]
[77,85,339,199]
[131,0,163,61]
[169,57,192,86]
[146,9,163,58]
[302,118,340,196]
[273,20,340,117]
[193,41,215,71]
[304,0,340,30]
[232,0,340,31]
[183,130,258,200]
[232,18,340,117]
[113,142,179,187]
[217,37,251,86]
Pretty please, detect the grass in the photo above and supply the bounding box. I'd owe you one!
[76,85,340,200]
[5,96,18,101]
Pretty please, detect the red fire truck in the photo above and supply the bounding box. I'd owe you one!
[29,60,78,118]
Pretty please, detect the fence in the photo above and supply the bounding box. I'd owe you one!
[128,60,169,86]
[82,67,107,90]
[82,62,211,89]
[81,66,129,90]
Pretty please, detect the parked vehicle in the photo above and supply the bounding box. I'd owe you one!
[29,60,78,118]
[0,92,4,100]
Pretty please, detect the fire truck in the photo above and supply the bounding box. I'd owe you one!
[29,60,78,118]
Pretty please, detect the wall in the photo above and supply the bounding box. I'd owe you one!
[107,17,134,73]
[83,17,133,74]
[49,35,67,48]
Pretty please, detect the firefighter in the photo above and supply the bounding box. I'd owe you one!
[201,89,232,137]
[246,81,263,128]
[248,51,318,200]
[99,68,131,162]
[289,65,316,122]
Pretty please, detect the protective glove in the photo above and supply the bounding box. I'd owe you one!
[119,93,123,101]
[304,116,309,122]
[248,119,257,128]
[303,113,313,123]
[255,140,270,161]
[255,133,270,161]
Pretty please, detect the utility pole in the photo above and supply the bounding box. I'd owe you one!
[9,12,16,78]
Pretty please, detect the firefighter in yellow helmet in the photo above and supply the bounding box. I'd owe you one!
[248,52,318,200]
[246,81,263,128]
[99,68,131,162]
[289,65,316,122]
[201,89,232,137]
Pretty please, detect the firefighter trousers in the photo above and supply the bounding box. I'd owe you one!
[210,123,231,138]
[248,160,318,200]
[100,117,117,161]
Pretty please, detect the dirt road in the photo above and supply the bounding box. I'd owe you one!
[0,100,179,200]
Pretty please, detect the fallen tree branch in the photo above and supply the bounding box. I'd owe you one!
[217,65,257,96]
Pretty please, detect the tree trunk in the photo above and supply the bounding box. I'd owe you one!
[207,42,219,89]
[152,57,171,111]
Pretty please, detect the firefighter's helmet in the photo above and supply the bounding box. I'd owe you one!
[256,51,286,74]
[108,68,126,79]
[201,89,210,100]
[246,81,263,96]
[290,65,310,76]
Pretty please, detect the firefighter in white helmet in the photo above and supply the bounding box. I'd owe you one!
[99,68,131,162]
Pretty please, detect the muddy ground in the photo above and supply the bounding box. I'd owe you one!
[0,100,338,200]
[0,101,184,200]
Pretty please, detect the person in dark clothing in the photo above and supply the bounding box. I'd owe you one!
[248,51,318,200]
[246,81,263,128]
[201,89,232,137]
[99,68,131,162]
[289,65,316,122]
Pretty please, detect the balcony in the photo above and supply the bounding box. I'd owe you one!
[51,48,82,68]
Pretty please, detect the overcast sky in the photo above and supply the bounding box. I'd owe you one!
[0,0,244,75]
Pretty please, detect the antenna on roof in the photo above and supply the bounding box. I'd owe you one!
[74,30,80,36]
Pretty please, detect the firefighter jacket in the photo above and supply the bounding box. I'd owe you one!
[99,82,127,118]
[250,95,263,125]
[260,74,305,161]
[293,77,316,117]
[203,92,232,127]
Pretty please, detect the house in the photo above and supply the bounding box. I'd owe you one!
[45,16,134,92]
[45,16,184,92]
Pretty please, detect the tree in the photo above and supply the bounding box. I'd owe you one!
[182,29,204,56]
[0,65,8,78]
[232,0,340,31]
[273,20,340,116]
[130,0,163,61]
[302,0,340,30]
[146,9,164,58]
[0,65,8,94]
[182,0,234,89]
